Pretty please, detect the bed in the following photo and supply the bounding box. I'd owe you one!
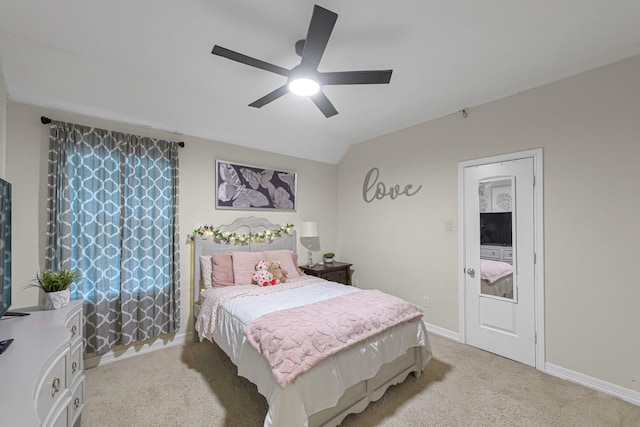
[480,259,514,298]
[192,216,431,427]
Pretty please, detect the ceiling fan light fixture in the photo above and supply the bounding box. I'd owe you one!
[211,5,392,117]
[288,78,320,96]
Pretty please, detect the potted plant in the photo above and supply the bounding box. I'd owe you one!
[323,252,335,264]
[32,269,80,310]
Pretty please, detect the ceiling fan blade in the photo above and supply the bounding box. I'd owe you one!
[300,5,338,70]
[249,85,289,108]
[311,91,338,118]
[320,70,393,85]
[212,45,290,76]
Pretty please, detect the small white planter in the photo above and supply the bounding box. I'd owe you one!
[323,257,334,264]
[39,289,71,310]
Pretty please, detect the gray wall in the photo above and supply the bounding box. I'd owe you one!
[337,55,640,394]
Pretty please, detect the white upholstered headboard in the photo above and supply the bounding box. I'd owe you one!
[191,216,297,306]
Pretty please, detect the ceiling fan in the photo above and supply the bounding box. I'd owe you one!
[211,4,393,118]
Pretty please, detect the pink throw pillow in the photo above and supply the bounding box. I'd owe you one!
[264,250,300,279]
[211,254,235,287]
[232,251,266,285]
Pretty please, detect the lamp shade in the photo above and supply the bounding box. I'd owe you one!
[300,221,319,238]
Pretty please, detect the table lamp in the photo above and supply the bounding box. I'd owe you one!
[300,221,319,267]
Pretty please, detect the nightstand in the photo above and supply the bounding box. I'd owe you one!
[300,261,353,285]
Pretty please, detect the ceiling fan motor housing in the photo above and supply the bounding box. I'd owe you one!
[295,39,306,57]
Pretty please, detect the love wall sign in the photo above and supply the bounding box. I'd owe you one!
[362,167,422,203]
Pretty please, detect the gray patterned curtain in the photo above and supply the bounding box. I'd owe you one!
[46,121,180,355]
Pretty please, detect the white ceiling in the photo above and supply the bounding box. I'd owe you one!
[1,1,640,164]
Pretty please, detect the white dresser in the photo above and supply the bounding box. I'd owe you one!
[480,245,513,264]
[0,300,85,426]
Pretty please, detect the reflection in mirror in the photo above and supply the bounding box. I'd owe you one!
[479,177,516,301]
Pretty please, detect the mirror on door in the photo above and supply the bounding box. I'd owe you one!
[478,177,516,301]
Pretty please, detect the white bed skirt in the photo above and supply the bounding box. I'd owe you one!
[213,308,431,427]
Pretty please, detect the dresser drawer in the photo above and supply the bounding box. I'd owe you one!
[480,248,501,260]
[70,340,84,385]
[70,376,85,425]
[65,308,83,345]
[503,249,513,261]
[35,348,69,421]
[46,397,70,427]
[323,269,347,284]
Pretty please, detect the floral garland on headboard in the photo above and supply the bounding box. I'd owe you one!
[190,224,294,245]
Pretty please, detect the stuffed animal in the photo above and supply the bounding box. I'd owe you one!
[255,260,270,272]
[252,260,276,286]
[268,261,288,283]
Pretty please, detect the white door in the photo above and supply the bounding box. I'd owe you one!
[463,157,536,366]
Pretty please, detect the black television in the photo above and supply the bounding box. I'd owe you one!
[480,212,512,246]
[0,177,11,318]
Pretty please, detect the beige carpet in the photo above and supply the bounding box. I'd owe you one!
[83,334,640,426]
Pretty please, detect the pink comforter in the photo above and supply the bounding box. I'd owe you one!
[245,289,422,387]
[480,259,513,284]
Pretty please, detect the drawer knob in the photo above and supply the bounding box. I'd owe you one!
[71,325,77,336]
[72,361,77,374]
[51,377,61,398]
[74,397,80,410]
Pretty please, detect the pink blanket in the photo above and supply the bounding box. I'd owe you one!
[244,289,422,387]
[481,259,513,284]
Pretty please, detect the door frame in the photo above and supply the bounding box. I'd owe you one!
[457,148,545,370]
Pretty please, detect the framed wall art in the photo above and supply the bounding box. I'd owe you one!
[216,160,297,211]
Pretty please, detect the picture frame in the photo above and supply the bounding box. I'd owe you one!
[215,160,297,211]
[491,183,513,213]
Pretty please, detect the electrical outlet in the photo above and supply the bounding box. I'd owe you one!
[423,296,430,308]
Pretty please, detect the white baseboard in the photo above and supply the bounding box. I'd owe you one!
[424,321,460,342]
[545,362,640,406]
[417,315,639,407]
[84,331,194,369]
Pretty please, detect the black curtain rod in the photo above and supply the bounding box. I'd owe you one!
[40,116,185,148]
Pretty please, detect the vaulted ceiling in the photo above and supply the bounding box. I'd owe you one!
[1,1,639,163]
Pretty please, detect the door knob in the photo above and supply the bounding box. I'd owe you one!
[466,268,475,278]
